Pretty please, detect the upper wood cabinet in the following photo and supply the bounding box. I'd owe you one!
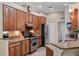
[33,15,38,30]
[3,5,46,31]
[25,12,29,23]
[3,5,10,31]
[16,10,26,31]
[3,5,26,31]
[3,5,16,31]
[26,13,33,23]
[41,16,46,24]
[70,9,78,31]
[9,7,16,30]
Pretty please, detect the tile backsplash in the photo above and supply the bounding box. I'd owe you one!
[3,31,22,37]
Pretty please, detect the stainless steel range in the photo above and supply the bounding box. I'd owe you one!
[29,37,37,52]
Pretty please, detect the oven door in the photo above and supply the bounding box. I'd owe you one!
[30,37,37,52]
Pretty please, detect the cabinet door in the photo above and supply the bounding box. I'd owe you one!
[9,7,16,30]
[9,47,15,56]
[21,11,26,31]
[22,40,27,55]
[3,5,10,31]
[22,40,29,55]
[30,14,33,22]
[16,10,26,31]
[37,36,42,47]
[15,43,21,56]
[40,16,46,24]
[26,40,29,53]
[16,10,21,30]
[33,15,38,30]
[26,12,29,23]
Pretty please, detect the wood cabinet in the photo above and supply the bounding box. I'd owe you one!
[9,39,29,56]
[25,12,29,23]
[46,46,53,56]
[3,5,16,31]
[20,11,26,31]
[37,36,42,47]
[22,40,29,55]
[70,9,78,31]
[41,16,46,24]
[3,5,10,31]
[29,14,33,22]
[3,5,46,31]
[16,10,26,31]
[9,7,16,30]
[3,5,26,31]
[33,15,38,30]
[9,42,21,56]
[9,45,15,56]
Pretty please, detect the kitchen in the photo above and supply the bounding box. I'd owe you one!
[0,2,79,56]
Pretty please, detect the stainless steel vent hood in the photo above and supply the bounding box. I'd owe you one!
[26,22,34,27]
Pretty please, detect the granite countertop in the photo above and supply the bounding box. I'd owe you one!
[46,40,79,50]
[9,37,29,44]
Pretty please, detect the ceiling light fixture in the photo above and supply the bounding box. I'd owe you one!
[50,8,53,10]
[49,6,53,11]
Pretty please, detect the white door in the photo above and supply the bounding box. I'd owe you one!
[58,22,65,42]
[48,23,56,43]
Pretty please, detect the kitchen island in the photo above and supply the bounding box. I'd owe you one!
[46,40,79,56]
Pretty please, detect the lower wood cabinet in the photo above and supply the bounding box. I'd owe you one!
[9,42,21,56]
[9,40,30,56]
[46,46,53,56]
[22,40,29,55]
[37,36,42,47]
[9,46,15,56]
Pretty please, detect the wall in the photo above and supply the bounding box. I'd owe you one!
[0,3,3,38]
[46,12,65,43]
[46,12,64,23]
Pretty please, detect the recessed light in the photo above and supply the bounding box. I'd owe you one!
[39,5,42,8]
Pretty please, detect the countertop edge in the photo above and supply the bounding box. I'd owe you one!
[51,43,79,50]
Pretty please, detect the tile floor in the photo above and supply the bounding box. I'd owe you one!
[26,47,46,56]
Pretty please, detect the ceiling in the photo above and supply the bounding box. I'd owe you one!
[15,2,76,14]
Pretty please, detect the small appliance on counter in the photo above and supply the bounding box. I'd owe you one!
[3,31,9,38]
